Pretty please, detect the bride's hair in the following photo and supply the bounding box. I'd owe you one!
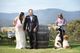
[19,12,24,24]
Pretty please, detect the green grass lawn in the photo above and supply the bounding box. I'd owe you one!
[0,38,80,53]
[0,43,80,53]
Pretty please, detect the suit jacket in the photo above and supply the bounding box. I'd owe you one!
[23,15,39,32]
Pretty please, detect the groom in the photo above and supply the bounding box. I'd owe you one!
[23,9,39,49]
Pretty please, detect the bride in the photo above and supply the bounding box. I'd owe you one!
[13,12,26,49]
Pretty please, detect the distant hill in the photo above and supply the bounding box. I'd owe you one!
[0,13,18,27]
[34,9,80,24]
[0,8,80,27]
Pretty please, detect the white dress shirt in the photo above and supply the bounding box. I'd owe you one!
[30,16,33,21]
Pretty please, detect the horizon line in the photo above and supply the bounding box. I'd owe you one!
[0,8,80,13]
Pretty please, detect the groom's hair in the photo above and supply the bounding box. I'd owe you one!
[28,9,33,13]
[28,9,33,16]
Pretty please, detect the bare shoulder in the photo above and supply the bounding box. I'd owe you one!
[14,16,19,20]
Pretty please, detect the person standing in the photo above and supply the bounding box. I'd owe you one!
[55,13,67,47]
[23,9,39,49]
[13,12,27,49]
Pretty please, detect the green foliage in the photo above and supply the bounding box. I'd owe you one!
[0,32,7,38]
[66,20,80,41]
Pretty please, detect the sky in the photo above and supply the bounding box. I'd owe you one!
[0,0,80,13]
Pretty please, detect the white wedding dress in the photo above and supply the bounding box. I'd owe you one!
[15,17,26,49]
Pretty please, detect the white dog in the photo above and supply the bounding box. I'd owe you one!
[48,24,63,49]
[54,33,62,49]
[48,24,60,30]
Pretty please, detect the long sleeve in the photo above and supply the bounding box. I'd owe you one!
[55,20,58,26]
[63,19,67,26]
[35,16,39,29]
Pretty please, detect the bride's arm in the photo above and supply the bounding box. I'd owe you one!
[13,16,18,27]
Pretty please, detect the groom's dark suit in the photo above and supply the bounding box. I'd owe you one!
[23,15,39,49]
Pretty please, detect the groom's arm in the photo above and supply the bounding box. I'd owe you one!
[34,15,39,31]
[36,16,39,29]
[23,17,27,31]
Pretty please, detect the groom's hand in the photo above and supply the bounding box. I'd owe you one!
[33,28,36,32]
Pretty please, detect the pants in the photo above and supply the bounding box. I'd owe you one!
[58,27,65,47]
[28,31,38,49]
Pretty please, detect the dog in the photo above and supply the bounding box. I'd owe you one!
[63,35,70,49]
[48,24,60,30]
[48,24,62,49]
[54,32,62,49]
